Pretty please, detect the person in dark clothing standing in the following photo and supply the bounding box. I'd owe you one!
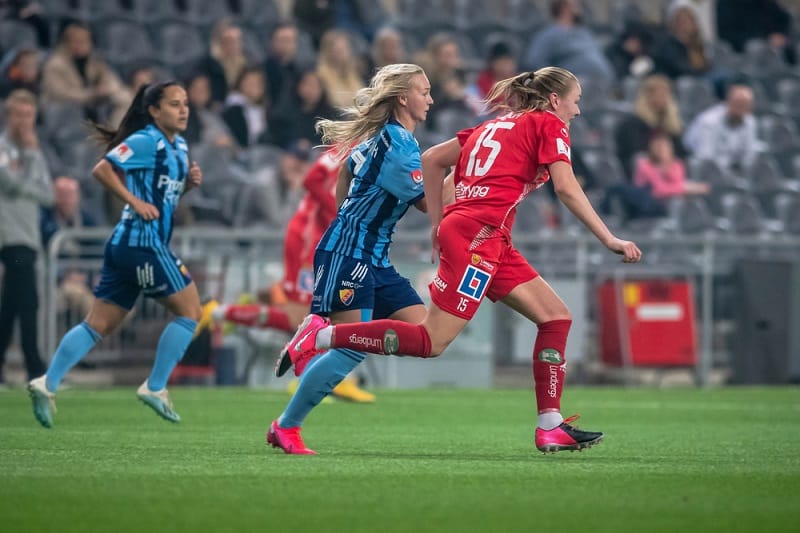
[0,89,54,383]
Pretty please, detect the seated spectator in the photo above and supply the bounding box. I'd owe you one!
[523,0,614,90]
[717,0,796,64]
[183,71,235,149]
[603,132,708,220]
[0,47,41,99]
[40,176,98,322]
[683,81,758,174]
[605,23,656,81]
[222,66,271,148]
[195,19,250,108]
[263,21,304,109]
[269,68,338,150]
[466,41,519,115]
[615,74,686,180]
[316,29,365,108]
[40,21,131,126]
[426,69,479,133]
[367,26,408,74]
[651,4,711,79]
[670,0,716,45]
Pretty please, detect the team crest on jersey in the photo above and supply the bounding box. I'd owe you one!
[410,169,423,184]
[339,288,355,306]
[457,265,491,301]
[470,253,494,272]
[111,143,133,163]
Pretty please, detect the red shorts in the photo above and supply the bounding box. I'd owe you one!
[281,219,322,306]
[429,213,538,320]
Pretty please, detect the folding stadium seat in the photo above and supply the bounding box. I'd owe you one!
[433,108,480,138]
[759,114,800,153]
[133,0,183,25]
[155,22,207,72]
[242,145,284,173]
[87,0,137,23]
[743,38,789,78]
[181,0,236,32]
[675,76,718,122]
[95,20,156,72]
[720,192,768,235]
[240,26,265,64]
[775,193,800,235]
[0,20,38,51]
[580,150,626,189]
[776,77,800,117]
[671,196,718,234]
[235,0,281,29]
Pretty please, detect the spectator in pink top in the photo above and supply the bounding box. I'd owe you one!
[603,132,708,220]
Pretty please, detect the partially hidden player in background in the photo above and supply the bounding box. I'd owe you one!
[281,67,642,453]
[266,63,436,454]
[28,82,204,428]
[202,148,376,402]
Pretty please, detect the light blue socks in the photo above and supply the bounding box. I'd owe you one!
[147,317,198,391]
[45,322,102,392]
[278,348,365,428]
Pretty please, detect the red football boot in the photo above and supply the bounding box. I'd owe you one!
[266,420,317,455]
[275,314,330,377]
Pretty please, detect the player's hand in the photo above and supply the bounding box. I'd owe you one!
[188,161,202,188]
[430,225,440,264]
[133,199,160,221]
[606,237,642,263]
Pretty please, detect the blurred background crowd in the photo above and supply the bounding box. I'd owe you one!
[2,0,799,235]
[2,0,800,386]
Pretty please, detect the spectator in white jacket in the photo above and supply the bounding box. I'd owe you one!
[683,82,758,173]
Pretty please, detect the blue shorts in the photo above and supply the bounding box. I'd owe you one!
[94,241,193,310]
[310,250,423,319]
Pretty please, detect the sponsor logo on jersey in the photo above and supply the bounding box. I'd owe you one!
[339,288,355,306]
[410,169,423,184]
[383,329,399,354]
[157,174,185,196]
[111,143,133,163]
[457,265,491,301]
[556,137,571,160]
[298,268,315,292]
[432,276,448,292]
[455,184,491,199]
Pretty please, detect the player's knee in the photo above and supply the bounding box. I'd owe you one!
[183,304,202,322]
[427,336,453,358]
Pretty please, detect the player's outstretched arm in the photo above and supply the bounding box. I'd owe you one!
[549,161,641,263]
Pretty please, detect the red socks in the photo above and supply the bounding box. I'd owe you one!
[532,319,571,413]
[332,320,432,357]
[224,305,293,333]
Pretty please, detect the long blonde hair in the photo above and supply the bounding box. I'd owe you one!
[316,63,425,156]
[484,67,578,115]
[635,74,682,135]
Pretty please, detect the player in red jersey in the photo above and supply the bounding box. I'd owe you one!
[280,67,642,453]
[201,149,374,401]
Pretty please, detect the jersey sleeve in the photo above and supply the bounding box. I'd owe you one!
[538,116,572,166]
[105,131,156,172]
[456,127,475,146]
[375,131,424,204]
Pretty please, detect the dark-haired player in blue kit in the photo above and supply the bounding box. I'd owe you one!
[28,82,206,428]
[267,63,435,454]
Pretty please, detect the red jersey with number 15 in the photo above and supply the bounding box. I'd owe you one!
[446,110,572,233]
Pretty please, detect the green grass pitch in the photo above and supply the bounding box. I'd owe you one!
[2,386,799,532]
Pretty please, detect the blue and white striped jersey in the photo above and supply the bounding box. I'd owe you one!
[105,124,189,247]
[317,119,425,267]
